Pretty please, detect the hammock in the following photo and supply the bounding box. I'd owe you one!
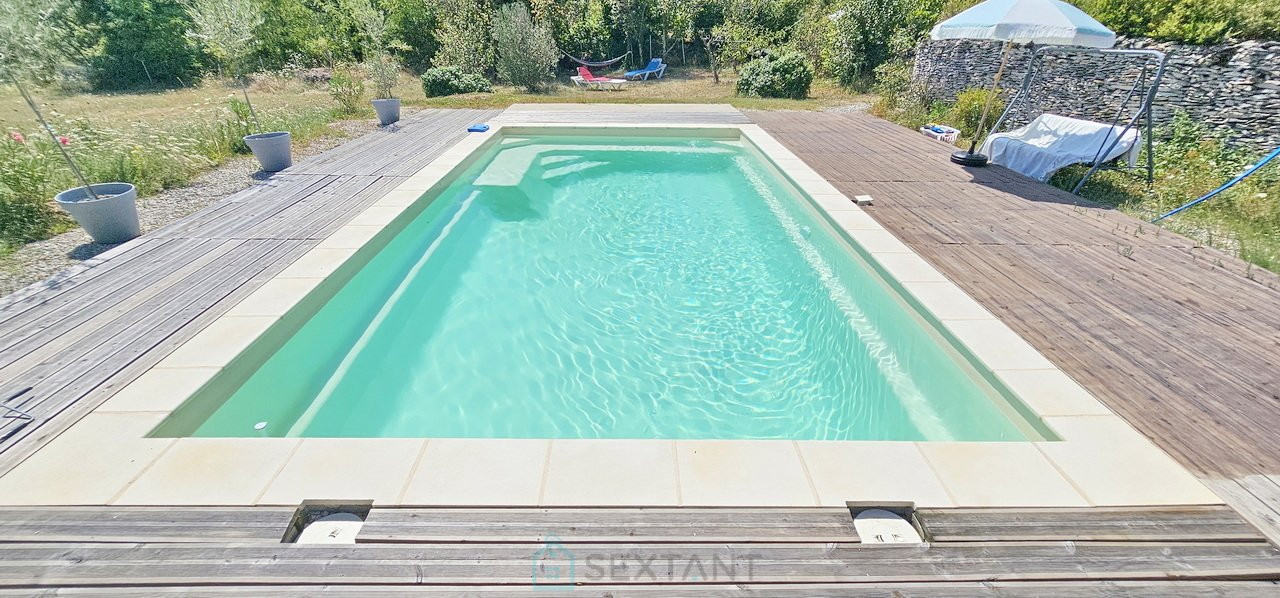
[559,48,630,68]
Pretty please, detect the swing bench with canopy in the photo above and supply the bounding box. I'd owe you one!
[984,45,1167,193]
[931,0,1167,194]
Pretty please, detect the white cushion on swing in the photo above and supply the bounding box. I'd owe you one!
[980,114,1141,182]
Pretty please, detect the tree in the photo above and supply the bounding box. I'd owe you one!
[385,0,439,73]
[343,0,404,99]
[689,0,728,82]
[789,1,836,76]
[611,0,655,68]
[0,0,81,86]
[182,0,265,128]
[1,0,100,196]
[433,0,495,74]
[492,3,558,91]
[252,0,347,69]
[87,0,206,90]
[652,0,697,62]
[829,0,903,87]
[530,0,614,63]
[183,0,260,73]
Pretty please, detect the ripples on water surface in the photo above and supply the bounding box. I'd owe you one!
[187,136,1032,441]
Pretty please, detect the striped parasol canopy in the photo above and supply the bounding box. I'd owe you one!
[930,0,1116,48]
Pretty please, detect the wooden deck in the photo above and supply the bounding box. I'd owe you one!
[0,505,1277,594]
[748,110,1280,541]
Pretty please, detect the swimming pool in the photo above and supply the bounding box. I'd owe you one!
[157,131,1044,441]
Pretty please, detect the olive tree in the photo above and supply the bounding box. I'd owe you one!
[492,3,557,92]
[1,0,97,195]
[344,0,404,99]
[182,0,264,128]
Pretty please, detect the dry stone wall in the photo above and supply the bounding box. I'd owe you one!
[911,37,1280,150]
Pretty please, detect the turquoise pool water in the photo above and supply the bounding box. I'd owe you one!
[172,135,1036,440]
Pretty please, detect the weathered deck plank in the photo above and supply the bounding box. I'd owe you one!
[2,582,1278,597]
[916,506,1266,543]
[0,506,294,543]
[1204,478,1280,547]
[358,507,860,544]
[1,541,1278,587]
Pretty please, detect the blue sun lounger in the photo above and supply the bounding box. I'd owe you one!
[624,59,667,81]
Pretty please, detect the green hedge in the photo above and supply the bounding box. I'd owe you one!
[420,66,492,97]
[736,51,814,100]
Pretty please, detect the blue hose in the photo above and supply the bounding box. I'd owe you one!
[1152,145,1280,222]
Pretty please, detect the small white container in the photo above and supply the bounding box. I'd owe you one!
[920,124,961,144]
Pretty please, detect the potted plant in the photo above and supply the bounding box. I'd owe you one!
[369,55,402,126]
[184,0,292,171]
[1,0,140,245]
[346,0,404,126]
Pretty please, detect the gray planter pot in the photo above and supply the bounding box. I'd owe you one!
[54,182,141,245]
[243,131,292,172]
[372,98,401,126]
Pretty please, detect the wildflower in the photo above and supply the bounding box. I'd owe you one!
[8,131,24,143]
[58,135,70,146]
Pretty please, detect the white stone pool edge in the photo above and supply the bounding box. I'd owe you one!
[0,122,1220,509]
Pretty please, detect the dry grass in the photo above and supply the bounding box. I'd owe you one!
[2,68,869,133]
[0,77,389,131]
[411,69,872,111]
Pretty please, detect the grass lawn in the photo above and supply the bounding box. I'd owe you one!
[1,78,336,132]
[412,69,872,111]
[1,68,869,132]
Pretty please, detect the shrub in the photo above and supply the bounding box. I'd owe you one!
[0,135,70,250]
[736,51,813,100]
[365,54,401,100]
[329,66,367,115]
[943,88,1004,141]
[492,3,557,92]
[871,60,914,105]
[86,0,207,90]
[1077,0,1280,44]
[829,0,905,88]
[420,66,492,97]
[432,0,494,74]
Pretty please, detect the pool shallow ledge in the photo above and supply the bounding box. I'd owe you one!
[0,121,1223,509]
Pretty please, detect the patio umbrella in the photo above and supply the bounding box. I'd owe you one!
[930,0,1116,166]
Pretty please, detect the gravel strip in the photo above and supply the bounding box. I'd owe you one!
[0,117,376,297]
[823,102,873,113]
